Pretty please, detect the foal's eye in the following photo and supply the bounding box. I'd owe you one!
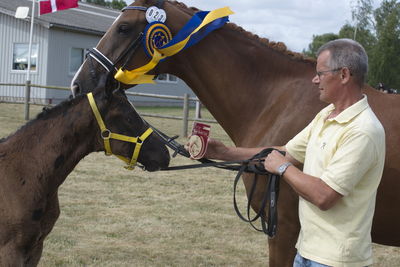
[118,24,130,34]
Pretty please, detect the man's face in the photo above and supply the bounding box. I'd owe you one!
[312,50,342,103]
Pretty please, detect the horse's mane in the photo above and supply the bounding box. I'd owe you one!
[169,1,315,64]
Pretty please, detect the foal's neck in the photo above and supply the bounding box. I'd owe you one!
[4,96,99,189]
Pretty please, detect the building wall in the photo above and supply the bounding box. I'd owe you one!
[46,28,102,102]
[0,13,197,107]
[0,12,49,103]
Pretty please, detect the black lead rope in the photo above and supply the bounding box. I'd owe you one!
[146,123,282,237]
[232,148,283,238]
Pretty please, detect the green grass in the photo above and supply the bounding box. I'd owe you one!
[0,102,399,266]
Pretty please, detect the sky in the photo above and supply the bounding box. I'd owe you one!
[125,0,383,53]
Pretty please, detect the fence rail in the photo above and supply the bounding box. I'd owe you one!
[0,82,217,137]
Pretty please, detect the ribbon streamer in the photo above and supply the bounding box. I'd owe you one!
[114,6,234,85]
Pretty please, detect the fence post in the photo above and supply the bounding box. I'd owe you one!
[24,80,31,120]
[182,93,189,137]
[195,99,202,119]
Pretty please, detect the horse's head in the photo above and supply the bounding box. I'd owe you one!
[91,76,170,171]
[71,0,188,96]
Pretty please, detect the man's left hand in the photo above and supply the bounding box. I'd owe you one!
[264,150,289,174]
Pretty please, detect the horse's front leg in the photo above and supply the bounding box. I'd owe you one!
[268,182,299,267]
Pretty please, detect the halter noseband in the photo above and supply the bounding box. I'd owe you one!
[86,92,153,170]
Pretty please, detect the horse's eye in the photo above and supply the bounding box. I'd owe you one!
[118,24,130,34]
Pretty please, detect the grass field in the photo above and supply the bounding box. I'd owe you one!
[0,102,399,266]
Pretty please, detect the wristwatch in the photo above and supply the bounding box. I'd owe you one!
[277,162,293,176]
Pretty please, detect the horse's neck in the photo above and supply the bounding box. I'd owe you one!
[1,98,98,189]
[164,25,321,145]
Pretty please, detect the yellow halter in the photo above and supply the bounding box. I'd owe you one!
[87,92,153,170]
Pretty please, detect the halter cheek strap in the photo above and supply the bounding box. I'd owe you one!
[86,92,153,170]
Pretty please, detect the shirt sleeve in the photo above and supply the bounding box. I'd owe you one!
[286,118,316,164]
[320,130,377,196]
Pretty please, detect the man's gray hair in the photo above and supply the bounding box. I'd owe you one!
[317,38,368,86]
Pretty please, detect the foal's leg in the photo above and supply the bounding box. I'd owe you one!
[0,243,24,266]
[26,191,61,266]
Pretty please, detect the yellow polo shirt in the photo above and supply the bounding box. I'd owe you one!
[286,95,385,267]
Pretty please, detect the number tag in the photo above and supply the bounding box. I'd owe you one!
[146,6,167,23]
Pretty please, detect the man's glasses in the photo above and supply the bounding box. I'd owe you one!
[316,68,343,78]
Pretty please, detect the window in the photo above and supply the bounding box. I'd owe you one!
[12,43,38,71]
[69,48,85,74]
[156,73,178,83]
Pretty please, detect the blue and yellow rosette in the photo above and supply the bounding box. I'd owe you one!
[114,7,234,84]
[143,21,172,58]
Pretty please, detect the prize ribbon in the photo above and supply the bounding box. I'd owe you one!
[143,22,172,58]
[114,7,234,85]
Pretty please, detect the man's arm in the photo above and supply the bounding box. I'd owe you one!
[188,139,342,209]
[264,150,342,211]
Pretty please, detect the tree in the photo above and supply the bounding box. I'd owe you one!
[338,24,376,52]
[303,0,400,90]
[85,0,108,6]
[369,0,400,89]
[109,0,127,10]
[84,0,126,10]
[351,0,374,41]
[338,24,377,85]
[302,33,338,58]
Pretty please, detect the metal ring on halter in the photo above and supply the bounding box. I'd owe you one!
[101,129,111,139]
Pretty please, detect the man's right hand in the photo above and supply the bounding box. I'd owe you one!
[185,138,228,160]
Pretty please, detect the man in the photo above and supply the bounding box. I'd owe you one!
[190,39,385,266]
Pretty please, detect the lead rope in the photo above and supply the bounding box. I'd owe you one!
[157,140,283,238]
[232,148,283,238]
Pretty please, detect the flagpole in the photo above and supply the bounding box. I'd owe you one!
[25,0,35,120]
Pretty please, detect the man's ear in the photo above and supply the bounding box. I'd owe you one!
[341,67,351,83]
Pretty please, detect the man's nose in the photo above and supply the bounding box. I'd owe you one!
[312,74,320,84]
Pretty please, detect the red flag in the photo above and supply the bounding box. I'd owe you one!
[39,0,79,15]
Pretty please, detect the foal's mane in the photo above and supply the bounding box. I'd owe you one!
[36,94,83,120]
[170,1,315,63]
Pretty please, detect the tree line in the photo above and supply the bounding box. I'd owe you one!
[83,0,127,10]
[303,0,400,91]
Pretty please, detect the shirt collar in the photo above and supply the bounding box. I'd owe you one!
[325,95,369,124]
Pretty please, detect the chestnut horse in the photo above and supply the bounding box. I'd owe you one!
[71,0,400,265]
[0,79,170,266]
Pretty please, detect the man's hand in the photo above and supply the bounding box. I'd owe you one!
[264,150,289,175]
[185,138,228,160]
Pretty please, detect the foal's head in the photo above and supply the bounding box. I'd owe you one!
[91,80,170,171]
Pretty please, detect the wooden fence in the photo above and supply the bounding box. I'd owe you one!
[0,82,217,137]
